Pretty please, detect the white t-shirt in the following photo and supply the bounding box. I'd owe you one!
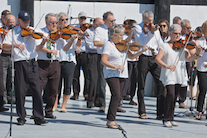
[102,41,128,79]
[3,26,38,61]
[36,27,64,61]
[94,24,109,54]
[159,43,188,86]
[59,38,76,64]
[196,36,207,72]
[134,22,163,56]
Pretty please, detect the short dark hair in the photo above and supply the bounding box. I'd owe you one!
[103,11,113,21]
[1,10,11,16]
[123,19,137,26]
[173,16,181,24]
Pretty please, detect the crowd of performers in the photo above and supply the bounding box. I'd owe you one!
[0,9,206,128]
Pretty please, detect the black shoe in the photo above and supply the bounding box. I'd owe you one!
[45,114,56,119]
[34,118,48,125]
[70,95,79,100]
[0,106,9,112]
[17,118,26,125]
[123,95,130,101]
[30,115,34,119]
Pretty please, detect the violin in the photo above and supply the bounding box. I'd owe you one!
[21,28,55,43]
[49,29,72,40]
[185,31,203,41]
[0,28,10,35]
[62,25,89,37]
[80,23,92,32]
[123,24,135,39]
[115,40,142,52]
[173,39,196,50]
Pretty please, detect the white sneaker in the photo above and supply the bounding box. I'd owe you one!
[171,121,178,126]
[163,121,172,127]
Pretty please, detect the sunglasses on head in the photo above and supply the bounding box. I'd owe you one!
[80,17,86,20]
[61,18,68,21]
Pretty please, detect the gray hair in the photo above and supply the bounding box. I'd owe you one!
[108,24,125,38]
[57,12,67,21]
[168,24,182,34]
[181,19,190,26]
[45,13,56,22]
[142,10,154,19]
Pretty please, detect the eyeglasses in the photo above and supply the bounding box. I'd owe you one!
[109,19,116,23]
[159,25,166,28]
[173,32,181,35]
[185,26,192,29]
[80,17,86,20]
[61,18,68,21]
[49,21,58,24]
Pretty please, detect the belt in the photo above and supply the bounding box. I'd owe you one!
[37,60,58,63]
[76,52,86,55]
[16,58,36,63]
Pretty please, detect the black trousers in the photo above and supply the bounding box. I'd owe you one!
[15,60,44,120]
[137,55,165,117]
[106,77,125,121]
[122,61,138,99]
[38,60,60,115]
[197,71,207,112]
[58,61,75,98]
[1,53,12,103]
[87,53,98,106]
[97,54,106,107]
[163,84,181,121]
[0,55,4,106]
[73,52,89,96]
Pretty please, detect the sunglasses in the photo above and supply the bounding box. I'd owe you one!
[80,17,86,20]
[61,18,68,21]
[109,19,116,23]
[173,33,181,35]
[185,26,192,29]
[159,25,166,28]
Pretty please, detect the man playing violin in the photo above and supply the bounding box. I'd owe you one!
[1,14,16,105]
[84,17,104,111]
[36,13,64,119]
[134,10,165,119]
[2,11,48,125]
[70,11,90,101]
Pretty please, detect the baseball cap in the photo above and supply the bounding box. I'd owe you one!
[1,10,11,16]
[18,10,31,21]
[78,12,87,18]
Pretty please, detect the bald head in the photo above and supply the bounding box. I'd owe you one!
[5,14,16,28]
[93,17,104,29]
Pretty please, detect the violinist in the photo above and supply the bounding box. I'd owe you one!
[101,24,148,129]
[83,17,104,111]
[134,10,165,119]
[2,11,48,125]
[155,24,201,127]
[52,12,80,113]
[158,19,170,42]
[0,10,11,28]
[71,11,89,101]
[1,14,16,105]
[121,19,138,106]
[194,21,207,120]
[36,13,63,119]
[94,11,117,112]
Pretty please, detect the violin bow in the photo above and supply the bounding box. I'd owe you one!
[122,30,134,66]
[175,31,193,66]
[24,13,45,46]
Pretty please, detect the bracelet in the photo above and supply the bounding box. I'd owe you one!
[194,53,199,57]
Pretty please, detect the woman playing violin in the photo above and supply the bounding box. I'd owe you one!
[101,24,147,129]
[52,12,81,113]
[194,21,207,121]
[158,19,170,42]
[155,24,201,127]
